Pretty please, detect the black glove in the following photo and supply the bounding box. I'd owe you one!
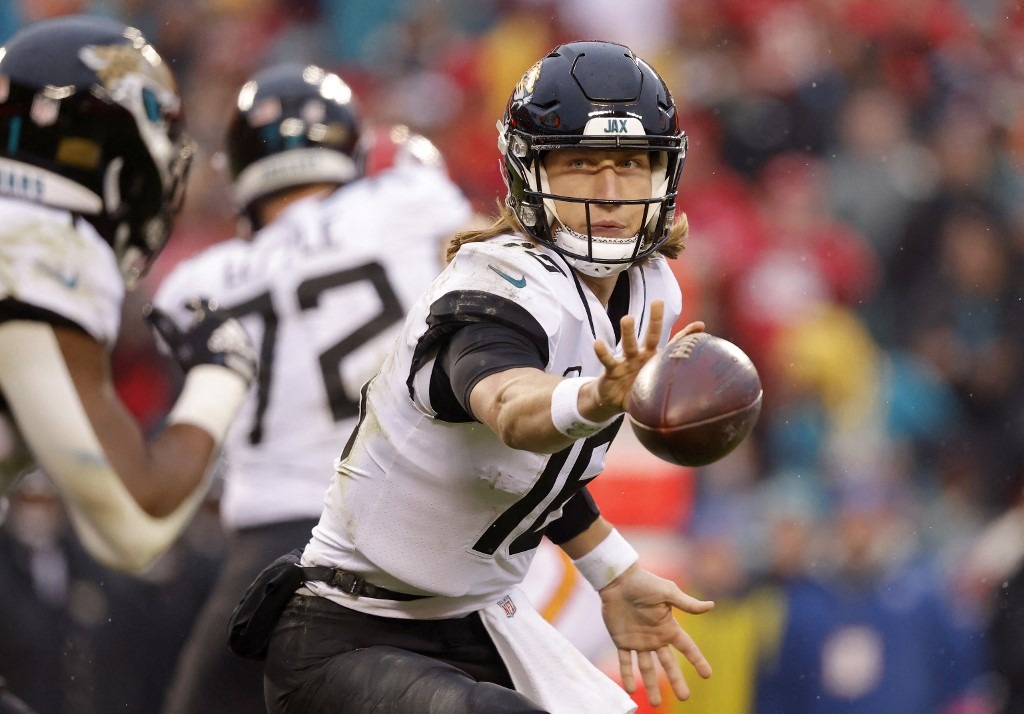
[144,298,258,385]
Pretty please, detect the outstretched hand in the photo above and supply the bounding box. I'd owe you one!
[588,300,705,420]
[600,564,714,706]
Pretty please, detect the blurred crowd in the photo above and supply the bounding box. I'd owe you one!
[2,0,1024,712]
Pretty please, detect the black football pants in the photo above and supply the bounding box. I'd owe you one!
[263,593,548,713]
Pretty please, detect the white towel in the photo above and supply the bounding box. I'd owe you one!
[479,587,638,714]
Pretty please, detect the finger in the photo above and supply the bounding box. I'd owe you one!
[658,645,692,702]
[619,315,638,355]
[643,300,665,351]
[680,319,705,336]
[185,296,219,323]
[593,339,617,369]
[618,649,636,694]
[669,321,706,344]
[666,587,716,615]
[637,651,662,707]
[186,296,218,312]
[670,628,713,680]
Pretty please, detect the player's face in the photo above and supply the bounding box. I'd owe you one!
[543,149,653,238]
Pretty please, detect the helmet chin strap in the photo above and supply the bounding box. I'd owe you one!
[551,224,637,277]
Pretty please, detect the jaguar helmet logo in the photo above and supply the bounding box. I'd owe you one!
[514,60,542,101]
[77,38,183,186]
[79,40,177,97]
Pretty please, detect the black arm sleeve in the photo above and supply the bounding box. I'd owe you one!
[544,487,601,544]
[430,321,546,422]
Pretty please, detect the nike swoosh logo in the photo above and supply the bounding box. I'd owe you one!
[37,263,80,289]
[488,264,526,288]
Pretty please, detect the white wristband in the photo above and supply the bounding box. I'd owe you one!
[550,377,616,439]
[572,528,640,591]
[167,364,249,444]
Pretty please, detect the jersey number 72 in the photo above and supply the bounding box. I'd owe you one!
[223,261,403,444]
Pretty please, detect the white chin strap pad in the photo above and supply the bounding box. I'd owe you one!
[551,227,635,277]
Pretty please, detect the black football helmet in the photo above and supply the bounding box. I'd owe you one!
[0,15,193,286]
[499,41,687,276]
[227,63,362,221]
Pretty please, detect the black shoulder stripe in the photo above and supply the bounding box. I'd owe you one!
[607,271,631,343]
[560,255,596,339]
[407,290,549,401]
[0,298,90,335]
[338,378,372,463]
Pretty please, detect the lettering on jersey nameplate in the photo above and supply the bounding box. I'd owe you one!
[488,264,526,289]
[498,594,517,618]
[0,167,44,201]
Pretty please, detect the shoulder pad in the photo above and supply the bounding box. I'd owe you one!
[447,239,588,327]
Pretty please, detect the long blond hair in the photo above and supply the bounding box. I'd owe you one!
[445,202,689,264]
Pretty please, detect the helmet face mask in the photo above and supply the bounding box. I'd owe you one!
[227,63,362,225]
[498,41,686,276]
[0,15,194,287]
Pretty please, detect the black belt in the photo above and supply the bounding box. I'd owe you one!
[300,565,428,602]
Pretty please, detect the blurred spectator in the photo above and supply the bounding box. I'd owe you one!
[826,84,935,268]
[756,478,989,713]
[897,202,1024,509]
[675,110,762,335]
[723,154,880,402]
[0,473,222,713]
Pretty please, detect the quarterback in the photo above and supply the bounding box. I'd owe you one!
[261,41,712,713]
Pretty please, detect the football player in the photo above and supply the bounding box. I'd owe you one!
[260,41,712,712]
[152,66,472,713]
[0,15,256,712]
[0,17,257,572]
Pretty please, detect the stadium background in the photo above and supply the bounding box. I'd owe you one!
[1,0,1023,711]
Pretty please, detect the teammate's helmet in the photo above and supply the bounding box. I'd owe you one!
[358,124,446,177]
[0,15,193,286]
[227,63,362,216]
[498,41,687,276]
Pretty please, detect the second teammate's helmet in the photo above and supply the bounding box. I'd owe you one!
[0,15,193,286]
[499,41,687,276]
[227,63,362,216]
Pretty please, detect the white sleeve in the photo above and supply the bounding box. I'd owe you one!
[0,321,213,573]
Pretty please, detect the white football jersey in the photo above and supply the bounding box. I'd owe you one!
[520,538,615,663]
[0,196,123,344]
[304,234,682,619]
[153,164,472,530]
[0,196,124,489]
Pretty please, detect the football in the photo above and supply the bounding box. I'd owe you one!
[627,332,762,467]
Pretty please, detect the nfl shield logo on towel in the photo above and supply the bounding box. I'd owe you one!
[498,595,517,618]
